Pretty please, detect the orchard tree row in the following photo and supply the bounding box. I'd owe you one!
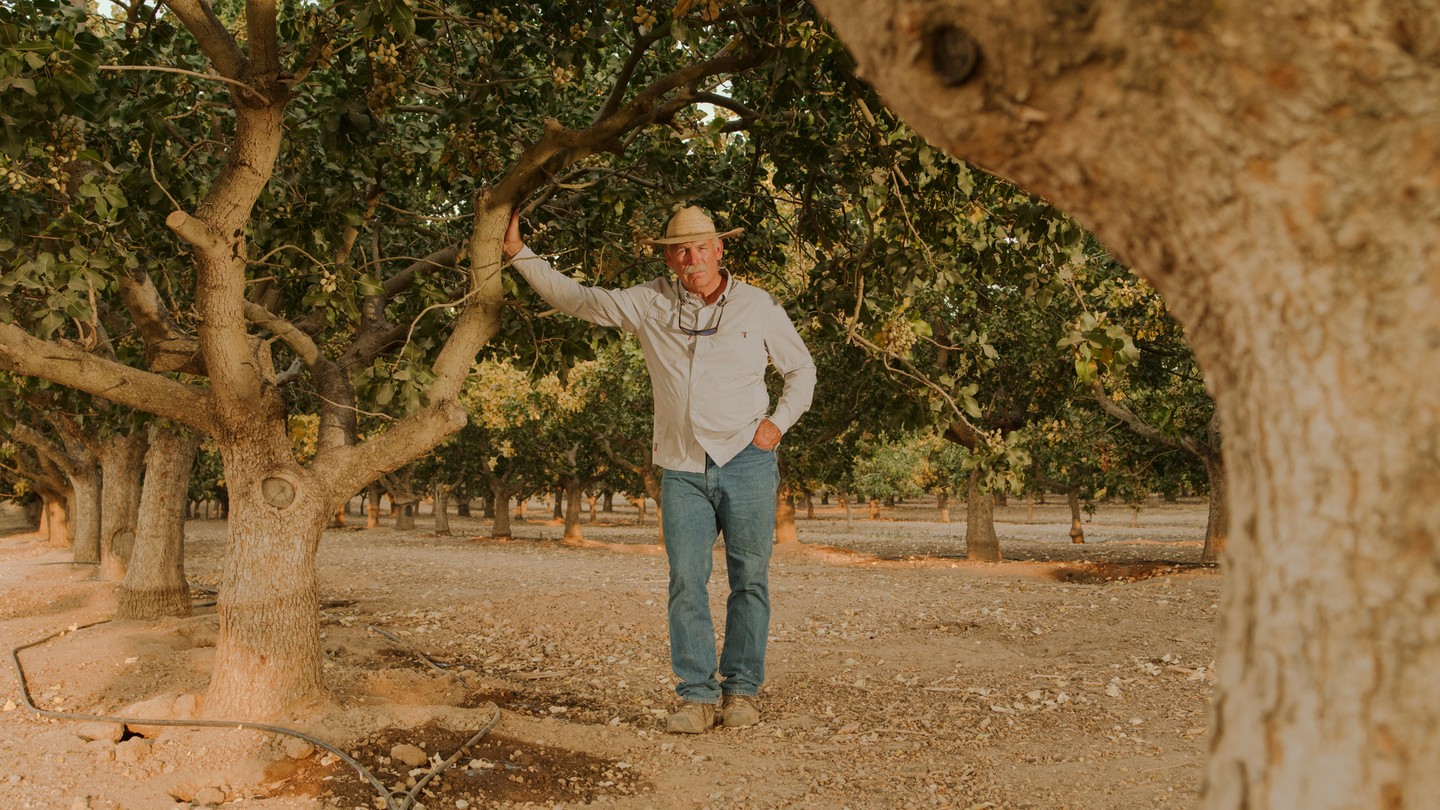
[0,0,1219,717]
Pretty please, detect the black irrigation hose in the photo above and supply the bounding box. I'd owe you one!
[10,619,502,810]
[366,624,470,688]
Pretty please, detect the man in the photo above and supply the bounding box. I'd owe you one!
[503,205,815,733]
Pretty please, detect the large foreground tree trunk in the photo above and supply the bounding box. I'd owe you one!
[815,2,1440,806]
[118,428,200,620]
[204,440,329,718]
[99,432,148,581]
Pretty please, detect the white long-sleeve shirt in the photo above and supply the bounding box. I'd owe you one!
[511,248,816,472]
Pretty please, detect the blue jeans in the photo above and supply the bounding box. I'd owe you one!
[661,444,779,703]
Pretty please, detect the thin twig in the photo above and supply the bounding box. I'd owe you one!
[99,64,271,103]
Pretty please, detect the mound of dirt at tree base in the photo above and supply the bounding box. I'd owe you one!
[0,498,1218,808]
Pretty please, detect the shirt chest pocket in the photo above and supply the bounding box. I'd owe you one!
[709,330,768,377]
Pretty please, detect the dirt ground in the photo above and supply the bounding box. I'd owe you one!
[0,495,1220,809]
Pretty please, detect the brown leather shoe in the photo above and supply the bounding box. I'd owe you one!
[721,694,761,728]
[666,701,719,734]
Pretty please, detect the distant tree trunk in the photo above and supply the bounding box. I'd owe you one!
[515,495,528,521]
[23,495,42,529]
[602,490,614,512]
[965,471,1000,562]
[586,492,598,522]
[938,492,951,523]
[553,486,564,520]
[364,482,380,528]
[37,489,71,547]
[100,432,148,581]
[839,491,854,531]
[433,484,451,535]
[487,481,515,538]
[775,485,799,545]
[69,468,102,564]
[561,480,585,545]
[456,494,472,517]
[395,502,415,530]
[1201,455,1227,564]
[58,494,75,547]
[803,489,816,520]
[868,498,879,520]
[118,428,199,620]
[1067,485,1085,544]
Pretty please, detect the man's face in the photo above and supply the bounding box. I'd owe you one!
[665,238,724,296]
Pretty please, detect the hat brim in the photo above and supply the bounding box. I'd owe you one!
[641,227,743,246]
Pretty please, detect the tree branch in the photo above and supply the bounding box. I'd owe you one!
[117,269,205,374]
[1090,379,1211,461]
[159,0,248,78]
[244,302,321,368]
[246,0,280,74]
[0,323,214,433]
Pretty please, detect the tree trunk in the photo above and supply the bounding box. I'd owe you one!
[632,496,647,525]
[868,498,879,520]
[561,480,585,545]
[1067,485,1085,545]
[1201,455,1227,564]
[514,495,528,520]
[964,471,999,562]
[775,485,799,545]
[203,442,328,719]
[839,491,853,532]
[69,468,102,564]
[586,493,598,522]
[99,432,148,581]
[457,495,472,518]
[489,480,514,538]
[643,467,663,545]
[118,428,199,620]
[602,490,614,512]
[803,489,816,520]
[937,491,951,523]
[365,482,381,528]
[553,486,564,520]
[812,4,1440,804]
[395,502,415,530]
[40,491,70,548]
[433,484,451,535]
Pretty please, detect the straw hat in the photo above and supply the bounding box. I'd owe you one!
[641,206,743,246]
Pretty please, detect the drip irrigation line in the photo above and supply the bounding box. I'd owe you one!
[10,618,502,810]
[366,623,469,687]
[368,619,469,683]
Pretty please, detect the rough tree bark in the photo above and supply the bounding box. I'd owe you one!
[814,2,1440,805]
[118,427,200,620]
[99,431,148,582]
